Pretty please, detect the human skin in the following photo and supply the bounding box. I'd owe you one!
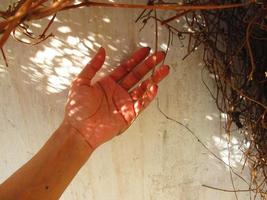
[0,47,169,200]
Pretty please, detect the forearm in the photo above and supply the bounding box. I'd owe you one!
[0,47,169,200]
[0,121,93,200]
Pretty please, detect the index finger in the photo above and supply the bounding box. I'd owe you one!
[78,47,106,81]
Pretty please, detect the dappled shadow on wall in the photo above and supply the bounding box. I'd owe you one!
[2,9,133,95]
[0,4,253,199]
[0,5,189,96]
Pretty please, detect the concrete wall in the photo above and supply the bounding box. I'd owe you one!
[0,1,252,199]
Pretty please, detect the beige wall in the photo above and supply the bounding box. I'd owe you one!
[0,1,252,199]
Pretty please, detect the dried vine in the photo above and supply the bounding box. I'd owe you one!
[135,1,266,199]
[0,0,266,199]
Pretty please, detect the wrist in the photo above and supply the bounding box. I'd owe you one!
[58,120,95,154]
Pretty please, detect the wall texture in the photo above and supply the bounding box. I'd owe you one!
[0,1,252,199]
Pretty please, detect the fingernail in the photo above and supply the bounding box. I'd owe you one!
[146,47,151,51]
[97,47,105,57]
[162,64,170,72]
[150,84,158,92]
[159,51,166,56]
[147,82,153,89]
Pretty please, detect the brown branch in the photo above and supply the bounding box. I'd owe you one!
[62,1,255,12]
[0,47,8,67]
[246,15,258,81]
[156,99,250,186]
[202,184,259,193]
[0,0,34,48]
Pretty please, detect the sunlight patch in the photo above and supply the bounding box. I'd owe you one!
[58,26,71,33]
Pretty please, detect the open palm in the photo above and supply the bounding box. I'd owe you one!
[64,47,169,149]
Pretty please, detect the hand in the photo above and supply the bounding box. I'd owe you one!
[64,47,169,149]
